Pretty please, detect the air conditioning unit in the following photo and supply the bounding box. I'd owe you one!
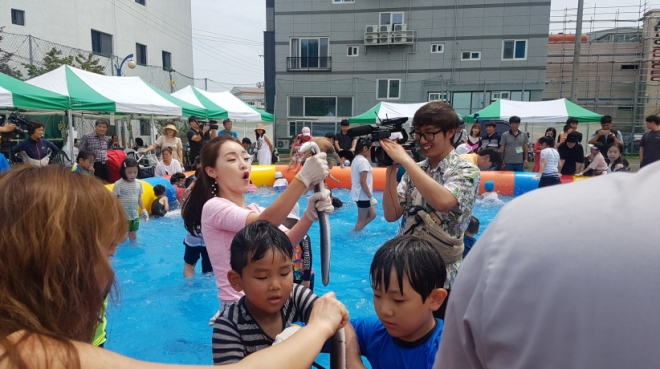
[392,23,407,32]
[365,25,378,33]
[391,32,407,43]
[379,24,391,33]
[365,33,378,44]
[277,139,290,149]
[379,33,390,44]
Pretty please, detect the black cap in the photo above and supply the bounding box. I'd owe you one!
[566,132,579,143]
[188,116,199,123]
[340,119,349,126]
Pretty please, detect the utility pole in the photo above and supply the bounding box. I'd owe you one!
[205,77,208,91]
[570,0,584,102]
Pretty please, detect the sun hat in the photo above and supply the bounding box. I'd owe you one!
[287,202,301,221]
[301,127,311,137]
[566,132,579,143]
[275,171,283,179]
[163,123,179,134]
[255,123,266,131]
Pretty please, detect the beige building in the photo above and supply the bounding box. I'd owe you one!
[231,87,265,110]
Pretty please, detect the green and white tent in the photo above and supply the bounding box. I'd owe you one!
[467,98,602,123]
[26,65,205,117]
[348,102,428,124]
[172,86,273,121]
[0,72,69,110]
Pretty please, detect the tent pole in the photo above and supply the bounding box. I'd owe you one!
[150,115,156,144]
[67,110,74,161]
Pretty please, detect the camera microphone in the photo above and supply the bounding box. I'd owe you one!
[346,125,376,137]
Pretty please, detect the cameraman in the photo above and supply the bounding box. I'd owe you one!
[187,116,217,166]
[380,102,480,319]
[11,120,59,167]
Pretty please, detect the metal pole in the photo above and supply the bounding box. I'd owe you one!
[570,0,584,102]
[205,78,208,91]
[150,115,156,145]
[28,35,33,65]
[67,110,74,159]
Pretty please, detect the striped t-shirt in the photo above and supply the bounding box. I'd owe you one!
[112,179,143,220]
[540,148,560,176]
[212,284,317,364]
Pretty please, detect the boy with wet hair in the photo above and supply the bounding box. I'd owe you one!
[346,235,447,369]
[212,220,319,365]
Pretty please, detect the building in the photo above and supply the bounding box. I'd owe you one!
[231,86,266,109]
[2,0,194,80]
[264,0,552,149]
[543,28,643,130]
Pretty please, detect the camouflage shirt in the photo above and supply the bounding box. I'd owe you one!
[397,151,480,288]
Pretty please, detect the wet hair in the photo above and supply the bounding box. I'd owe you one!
[469,124,481,137]
[545,127,557,139]
[0,166,126,369]
[170,172,186,185]
[161,147,173,155]
[242,137,252,146]
[485,121,497,128]
[76,149,95,162]
[600,115,612,124]
[355,137,371,154]
[538,136,555,148]
[341,119,349,126]
[370,236,446,303]
[466,216,480,235]
[27,120,45,136]
[645,115,660,125]
[153,184,166,196]
[95,119,109,127]
[412,102,460,136]
[119,158,139,180]
[566,117,578,125]
[182,136,241,236]
[509,116,521,124]
[478,148,502,169]
[134,137,144,147]
[230,220,293,276]
[324,132,336,140]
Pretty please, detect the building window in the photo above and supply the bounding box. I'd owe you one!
[136,43,147,65]
[379,12,404,32]
[492,91,510,100]
[621,64,639,70]
[428,92,449,102]
[431,44,444,53]
[377,79,401,99]
[502,40,527,60]
[289,37,330,70]
[91,30,113,56]
[290,121,339,137]
[162,51,172,71]
[288,96,353,118]
[347,46,359,57]
[332,0,354,2]
[135,0,146,4]
[11,9,25,26]
[139,119,151,136]
[461,51,481,60]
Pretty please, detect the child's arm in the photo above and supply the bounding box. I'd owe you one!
[161,197,169,212]
[344,323,368,369]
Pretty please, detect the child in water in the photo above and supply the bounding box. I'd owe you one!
[151,184,169,217]
[113,158,149,242]
[481,180,499,201]
[273,171,289,191]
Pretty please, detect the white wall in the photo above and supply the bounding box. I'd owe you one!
[1,0,194,77]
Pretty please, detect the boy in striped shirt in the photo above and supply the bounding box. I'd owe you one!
[212,221,318,365]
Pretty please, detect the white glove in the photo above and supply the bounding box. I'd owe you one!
[295,152,329,187]
[304,189,334,222]
[369,196,378,207]
[272,324,303,345]
[141,209,149,222]
[208,310,220,326]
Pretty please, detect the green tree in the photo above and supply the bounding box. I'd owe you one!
[24,47,106,79]
[0,26,24,79]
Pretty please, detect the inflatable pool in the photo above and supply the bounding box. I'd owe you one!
[250,165,587,196]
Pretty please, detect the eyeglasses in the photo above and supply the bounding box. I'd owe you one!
[411,129,443,142]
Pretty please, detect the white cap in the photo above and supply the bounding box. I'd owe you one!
[275,171,283,179]
[344,160,350,166]
[455,143,470,155]
[287,202,301,221]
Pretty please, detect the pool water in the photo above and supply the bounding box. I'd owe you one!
[106,188,509,366]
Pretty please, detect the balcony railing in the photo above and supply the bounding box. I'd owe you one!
[287,57,332,71]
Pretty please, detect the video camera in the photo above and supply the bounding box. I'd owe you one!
[346,116,415,166]
[0,112,30,140]
[198,119,219,130]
